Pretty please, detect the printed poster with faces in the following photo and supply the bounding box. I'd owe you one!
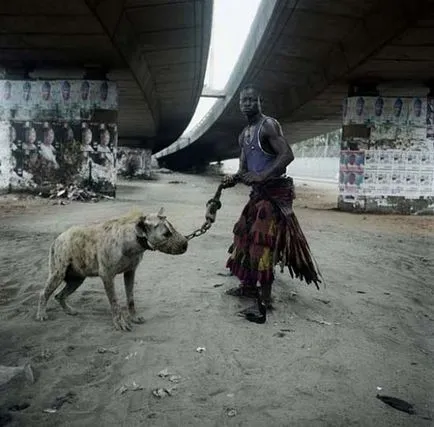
[0,80,118,121]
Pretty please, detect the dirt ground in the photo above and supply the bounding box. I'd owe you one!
[0,173,433,427]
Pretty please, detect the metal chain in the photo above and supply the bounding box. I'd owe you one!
[185,182,228,241]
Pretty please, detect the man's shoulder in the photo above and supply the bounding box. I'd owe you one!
[261,116,283,135]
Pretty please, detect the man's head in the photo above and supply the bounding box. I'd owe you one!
[42,81,51,101]
[100,129,110,146]
[394,98,403,117]
[239,85,261,117]
[375,97,384,116]
[356,97,364,116]
[81,81,90,101]
[414,98,422,118]
[43,128,55,146]
[62,81,71,101]
[23,82,31,101]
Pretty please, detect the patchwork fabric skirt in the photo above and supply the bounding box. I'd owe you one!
[226,177,321,292]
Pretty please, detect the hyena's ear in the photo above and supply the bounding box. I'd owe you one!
[134,216,149,238]
[157,207,166,219]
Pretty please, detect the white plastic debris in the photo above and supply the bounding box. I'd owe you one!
[157,368,171,378]
[226,408,237,417]
[196,347,206,353]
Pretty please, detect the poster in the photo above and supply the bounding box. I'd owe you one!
[0,80,117,122]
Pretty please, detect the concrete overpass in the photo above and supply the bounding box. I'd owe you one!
[0,0,212,152]
[155,0,434,170]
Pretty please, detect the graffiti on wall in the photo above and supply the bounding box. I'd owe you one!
[339,95,434,210]
[0,80,118,195]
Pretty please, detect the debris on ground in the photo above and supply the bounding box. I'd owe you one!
[152,386,177,398]
[118,381,144,394]
[157,368,172,378]
[168,180,186,184]
[97,346,118,354]
[155,168,173,174]
[0,363,34,387]
[125,352,138,360]
[196,347,206,353]
[376,394,415,414]
[8,402,30,412]
[226,408,237,417]
[306,318,332,326]
[42,184,114,203]
[43,391,76,413]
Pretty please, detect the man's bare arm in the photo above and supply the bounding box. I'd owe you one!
[235,133,247,177]
[258,119,294,180]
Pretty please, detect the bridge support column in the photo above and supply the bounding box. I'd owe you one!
[337,82,434,214]
[117,139,155,179]
[0,77,118,196]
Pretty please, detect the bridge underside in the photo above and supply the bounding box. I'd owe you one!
[158,0,434,170]
[0,0,212,153]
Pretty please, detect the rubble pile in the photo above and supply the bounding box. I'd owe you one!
[44,184,113,203]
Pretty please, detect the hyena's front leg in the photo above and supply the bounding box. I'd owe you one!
[102,275,131,331]
[124,269,145,324]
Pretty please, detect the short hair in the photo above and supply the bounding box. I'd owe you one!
[241,84,260,98]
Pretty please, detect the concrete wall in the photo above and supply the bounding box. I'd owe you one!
[0,79,118,196]
[339,85,434,213]
[117,147,153,179]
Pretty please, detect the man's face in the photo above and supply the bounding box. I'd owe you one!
[81,82,90,101]
[27,128,36,144]
[23,83,31,101]
[394,99,402,117]
[348,154,356,165]
[83,129,92,144]
[239,88,261,117]
[375,98,383,116]
[44,129,54,145]
[348,173,356,185]
[10,126,16,142]
[62,82,70,101]
[100,130,110,146]
[356,97,364,116]
[42,83,51,101]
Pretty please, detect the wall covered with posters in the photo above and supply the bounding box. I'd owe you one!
[339,91,434,213]
[0,79,118,196]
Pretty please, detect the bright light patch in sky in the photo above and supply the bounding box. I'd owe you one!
[181,0,262,136]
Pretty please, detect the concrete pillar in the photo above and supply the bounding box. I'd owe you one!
[117,139,154,179]
[338,82,433,214]
[0,77,118,196]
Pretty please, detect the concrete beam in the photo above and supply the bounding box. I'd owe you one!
[84,0,160,133]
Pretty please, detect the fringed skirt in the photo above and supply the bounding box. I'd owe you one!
[226,177,321,290]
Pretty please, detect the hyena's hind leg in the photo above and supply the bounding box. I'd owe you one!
[55,267,85,316]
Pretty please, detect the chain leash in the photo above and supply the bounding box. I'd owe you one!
[185,177,239,241]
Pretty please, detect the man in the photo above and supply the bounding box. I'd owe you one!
[222,85,321,314]
[41,81,51,101]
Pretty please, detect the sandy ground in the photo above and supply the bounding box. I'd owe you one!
[0,172,433,427]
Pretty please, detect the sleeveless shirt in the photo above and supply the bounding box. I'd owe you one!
[243,116,283,175]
